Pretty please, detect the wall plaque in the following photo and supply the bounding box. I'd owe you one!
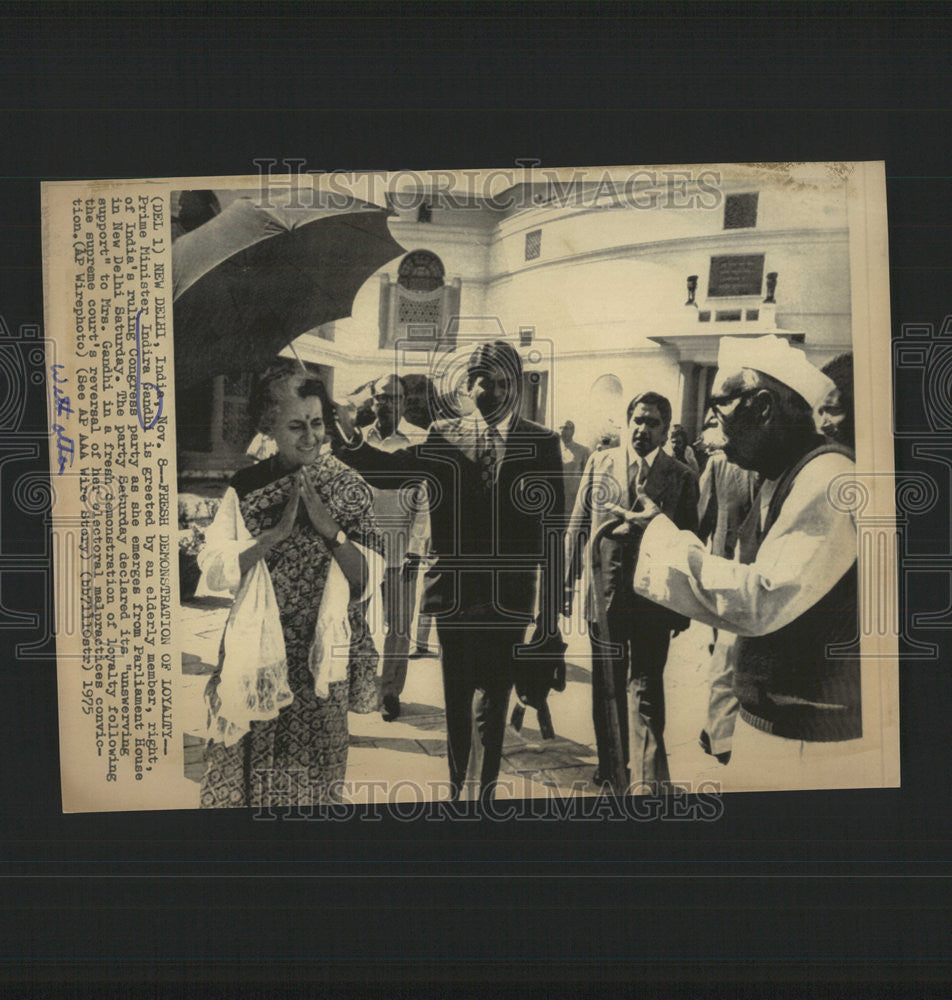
[707,253,765,297]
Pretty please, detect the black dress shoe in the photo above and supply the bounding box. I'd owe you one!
[591,768,611,788]
[382,694,401,720]
[592,767,630,788]
[699,729,731,765]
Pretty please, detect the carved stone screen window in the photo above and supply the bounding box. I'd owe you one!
[724,192,759,229]
[397,294,443,326]
[380,250,460,351]
[525,229,542,261]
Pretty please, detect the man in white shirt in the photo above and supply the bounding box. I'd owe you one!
[663,423,700,477]
[364,374,429,721]
[628,336,861,789]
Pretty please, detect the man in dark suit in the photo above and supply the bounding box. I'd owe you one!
[333,342,564,802]
[564,391,698,790]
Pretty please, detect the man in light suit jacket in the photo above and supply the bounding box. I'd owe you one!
[564,391,698,790]
[333,342,564,802]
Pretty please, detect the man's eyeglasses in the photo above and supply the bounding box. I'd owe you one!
[708,387,760,421]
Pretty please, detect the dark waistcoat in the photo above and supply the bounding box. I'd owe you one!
[733,442,861,742]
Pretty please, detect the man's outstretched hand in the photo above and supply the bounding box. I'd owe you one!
[605,498,663,537]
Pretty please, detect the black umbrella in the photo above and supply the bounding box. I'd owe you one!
[172,197,406,389]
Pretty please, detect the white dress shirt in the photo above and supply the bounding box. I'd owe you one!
[364,418,428,452]
[627,444,660,495]
[469,408,520,448]
[365,418,430,566]
[633,451,856,637]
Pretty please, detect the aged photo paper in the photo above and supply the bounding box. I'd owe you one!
[41,162,898,813]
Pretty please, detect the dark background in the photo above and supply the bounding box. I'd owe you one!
[2,2,951,992]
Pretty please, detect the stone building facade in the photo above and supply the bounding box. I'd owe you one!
[174,171,852,486]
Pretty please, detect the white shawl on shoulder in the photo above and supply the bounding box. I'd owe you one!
[197,486,383,746]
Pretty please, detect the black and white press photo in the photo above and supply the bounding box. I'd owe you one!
[42,162,897,813]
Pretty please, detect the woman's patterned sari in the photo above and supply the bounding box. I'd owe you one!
[200,453,382,809]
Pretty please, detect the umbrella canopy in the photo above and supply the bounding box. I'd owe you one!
[172,197,406,389]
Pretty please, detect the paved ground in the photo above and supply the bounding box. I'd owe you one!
[181,596,727,804]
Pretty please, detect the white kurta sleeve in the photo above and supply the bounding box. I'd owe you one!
[633,453,857,637]
[195,487,258,596]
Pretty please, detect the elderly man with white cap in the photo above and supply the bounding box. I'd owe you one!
[627,335,861,789]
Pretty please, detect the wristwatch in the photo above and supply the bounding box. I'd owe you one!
[326,529,347,550]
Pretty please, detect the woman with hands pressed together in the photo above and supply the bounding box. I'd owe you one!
[198,366,383,809]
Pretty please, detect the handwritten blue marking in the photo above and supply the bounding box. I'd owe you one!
[53,424,74,474]
[49,365,74,474]
[135,308,164,431]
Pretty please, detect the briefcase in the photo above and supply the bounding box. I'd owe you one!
[511,620,567,740]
